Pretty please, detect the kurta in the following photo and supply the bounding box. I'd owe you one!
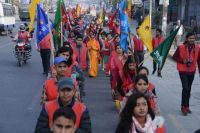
[87,39,100,77]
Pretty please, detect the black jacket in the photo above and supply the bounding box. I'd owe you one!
[34,98,92,133]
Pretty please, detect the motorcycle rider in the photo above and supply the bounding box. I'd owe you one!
[14,24,32,51]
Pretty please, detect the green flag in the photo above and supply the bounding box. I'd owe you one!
[53,0,63,49]
[150,27,180,70]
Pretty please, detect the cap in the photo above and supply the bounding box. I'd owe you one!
[54,57,67,65]
[58,77,75,90]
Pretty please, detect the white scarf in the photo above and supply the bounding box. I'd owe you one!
[131,115,154,133]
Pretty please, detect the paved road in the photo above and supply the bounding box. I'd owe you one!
[0,21,200,133]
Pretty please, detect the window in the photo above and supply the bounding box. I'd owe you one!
[2,4,15,16]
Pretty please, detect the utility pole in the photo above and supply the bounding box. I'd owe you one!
[149,0,152,27]
[161,0,169,37]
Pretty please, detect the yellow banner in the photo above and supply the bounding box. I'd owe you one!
[29,0,40,32]
[138,15,153,52]
[127,0,132,22]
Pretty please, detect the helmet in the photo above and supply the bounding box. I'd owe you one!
[19,24,25,31]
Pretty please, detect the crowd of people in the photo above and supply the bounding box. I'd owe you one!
[31,10,200,133]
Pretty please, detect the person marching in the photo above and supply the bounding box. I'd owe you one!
[106,44,127,100]
[41,57,67,105]
[35,77,92,133]
[87,31,101,77]
[137,66,156,95]
[51,107,76,133]
[133,27,144,66]
[120,74,161,115]
[152,28,164,77]
[173,32,200,116]
[74,34,90,72]
[100,32,110,71]
[115,93,165,133]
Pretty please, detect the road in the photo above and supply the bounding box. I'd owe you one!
[0,21,200,133]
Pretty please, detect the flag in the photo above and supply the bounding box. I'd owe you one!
[36,4,54,46]
[61,4,68,23]
[99,7,106,26]
[108,9,118,29]
[119,0,129,53]
[127,0,132,21]
[138,15,153,52]
[53,0,63,49]
[29,0,40,32]
[150,27,180,70]
[76,4,81,17]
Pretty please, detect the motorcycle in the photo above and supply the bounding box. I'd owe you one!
[12,38,31,67]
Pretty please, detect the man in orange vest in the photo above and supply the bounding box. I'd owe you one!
[37,33,51,76]
[51,107,76,133]
[173,32,200,116]
[41,57,67,104]
[133,27,144,66]
[35,77,92,133]
[152,28,164,77]
[75,34,89,71]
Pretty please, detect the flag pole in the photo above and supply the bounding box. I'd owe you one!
[45,0,55,63]
[60,1,63,47]
[149,0,152,28]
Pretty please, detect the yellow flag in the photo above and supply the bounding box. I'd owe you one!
[29,0,40,32]
[76,4,81,17]
[127,0,132,22]
[138,15,153,52]
[99,8,103,23]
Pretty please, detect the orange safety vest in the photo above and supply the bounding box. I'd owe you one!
[177,44,199,73]
[133,35,144,51]
[66,62,78,77]
[45,78,58,101]
[39,35,51,49]
[18,31,29,44]
[149,96,155,112]
[45,100,86,128]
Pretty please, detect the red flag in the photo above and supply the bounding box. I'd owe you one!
[108,9,118,29]
[61,4,68,23]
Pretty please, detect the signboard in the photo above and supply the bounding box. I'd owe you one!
[159,0,169,5]
[132,0,142,5]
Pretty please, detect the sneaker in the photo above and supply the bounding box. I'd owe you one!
[152,70,156,74]
[186,107,192,114]
[181,107,188,116]
[157,73,162,78]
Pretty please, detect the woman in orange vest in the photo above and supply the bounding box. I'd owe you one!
[137,66,156,95]
[35,77,92,133]
[116,93,165,133]
[87,31,101,77]
[120,74,160,115]
[173,32,200,116]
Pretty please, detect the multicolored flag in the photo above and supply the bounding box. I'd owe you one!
[36,4,54,46]
[61,4,68,23]
[138,15,153,52]
[29,0,40,32]
[150,27,180,71]
[119,0,129,53]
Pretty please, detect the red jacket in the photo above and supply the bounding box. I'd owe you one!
[175,44,200,74]
[133,35,144,51]
[45,78,58,101]
[152,36,164,50]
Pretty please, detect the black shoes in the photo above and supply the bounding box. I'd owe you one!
[152,70,156,74]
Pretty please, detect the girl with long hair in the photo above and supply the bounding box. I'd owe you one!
[116,93,165,133]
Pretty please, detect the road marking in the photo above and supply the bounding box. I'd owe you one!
[168,114,188,133]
